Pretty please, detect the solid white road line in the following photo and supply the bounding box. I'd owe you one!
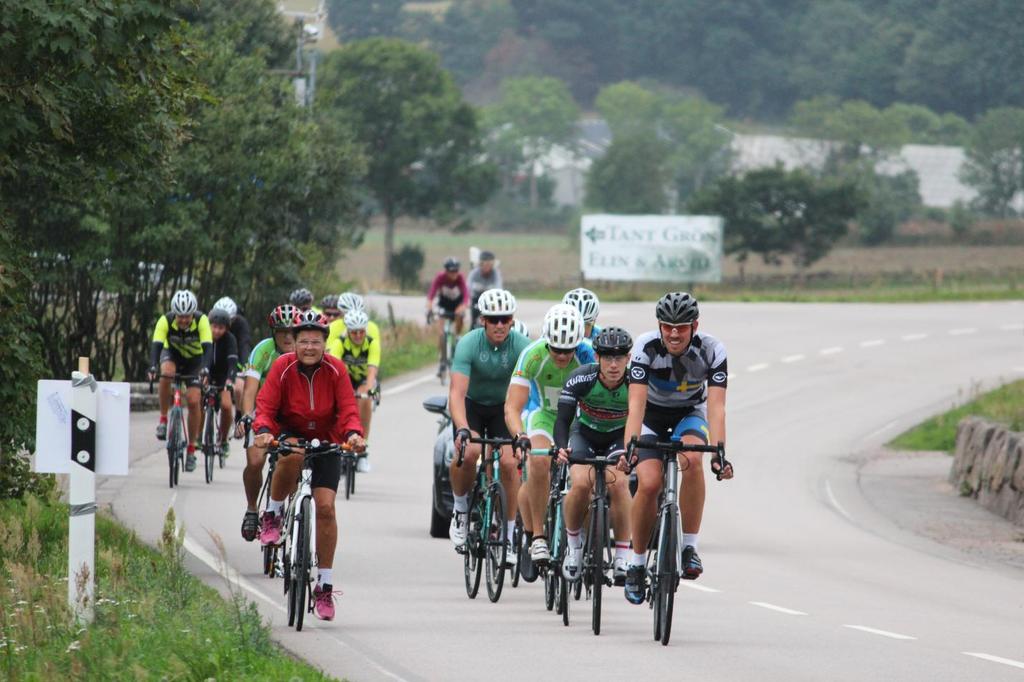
[747,363,770,372]
[679,582,721,593]
[843,625,916,640]
[949,327,977,336]
[824,480,853,522]
[859,339,885,348]
[781,354,805,363]
[962,652,1024,670]
[820,346,844,356]
[385,372,438,395]
[865,419,899,439]
[749,601,807,616]
[182,533,412,682]
[900,333,928,341]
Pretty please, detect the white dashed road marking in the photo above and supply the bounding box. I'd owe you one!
[949,327,977,336]
[1000,323,1024,331]
[843,625,916,640]
[820,347,844,356]
[859,339,885,348]
[901,333,928,341]
[749,602,807,616]
[386,372,439,395]
[679,582,720,593]
[781,354,805,363]
[747,363,770,373]
[962,652,1024,670]
[824,480,853,522]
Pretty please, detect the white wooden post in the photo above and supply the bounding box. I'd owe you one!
[69,356,96,623]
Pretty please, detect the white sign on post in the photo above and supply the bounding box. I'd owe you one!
[35,380,131,476]
[580,214,724,283]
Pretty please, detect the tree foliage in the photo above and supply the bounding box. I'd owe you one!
[689,166,864,276]
[585,131,669,214]
[960,107,1024,217]
[326,0,406,41]
[317,38,496,276]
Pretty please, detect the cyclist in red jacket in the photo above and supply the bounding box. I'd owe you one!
[253,310,365,621]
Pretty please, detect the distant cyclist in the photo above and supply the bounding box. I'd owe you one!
[328,309,380,473]
[467,251,502,328]
[212,296,250,409]
[321,294,342,322]
[426,257,469,359]
[555,327,634,584]
[238,304,298,542]
[290,287,316,312]
[621,292,733,605]
[207,308,239,455]
[563,288,602,343]
[447,289,530,554]
[253,309,365,621]
[148,289,213,472]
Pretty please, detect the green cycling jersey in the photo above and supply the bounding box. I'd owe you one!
[244,337,282,387]
[451,328,531,405]
[510,338,583,413]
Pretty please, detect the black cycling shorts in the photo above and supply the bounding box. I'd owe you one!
[568,424,625,465]
[349,374,362,391]
[159,349,203,388]
[278,433,342,492]
[460,397,510,440]
[437,297,460,317]
[636,403,709,464]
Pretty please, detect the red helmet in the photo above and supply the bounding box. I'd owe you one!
[293,309,329,336]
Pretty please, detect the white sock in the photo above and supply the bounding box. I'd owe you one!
[267,499,284,515]
[615,542,630,561]
[453,494,469,513]
[317,568,332,586]
[567,528,583,550]
[630,550,647,568]
[507,520,516,539]
[683,533,699,551]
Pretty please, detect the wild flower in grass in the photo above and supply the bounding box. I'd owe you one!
[66,640,81,653]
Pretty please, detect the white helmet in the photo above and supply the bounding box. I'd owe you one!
[512,319,530,338]
[343,309,369,331]
[562,288,600,323]
[337,291,365,313]
[212,296,237,317]
[477,288,517,316]
[170,289,198,316]
[543,304,584,349]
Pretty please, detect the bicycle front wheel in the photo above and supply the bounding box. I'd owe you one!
[294,497,312,631]
[167,407,183,488]
[343,458,353,500]
[511,513,523,588]
[484,485,507,603]
[656,508,678,646]
[589,499,608,636]
[203,405,216,484]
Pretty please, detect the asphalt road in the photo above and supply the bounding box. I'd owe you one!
[100,298,1024,681]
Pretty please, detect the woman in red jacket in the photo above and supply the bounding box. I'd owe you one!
[253,310,365,621]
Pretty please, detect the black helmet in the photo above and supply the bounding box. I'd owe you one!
[655,292,699,324]
[321,294,339,309]
[207,307,231,327]
[480,250,495,261]
[443,256,460,271]
[594,326,633,356]
[289,287,314,307]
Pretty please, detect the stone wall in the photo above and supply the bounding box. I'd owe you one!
[950,417,1024,526]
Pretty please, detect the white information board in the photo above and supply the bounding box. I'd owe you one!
[580,214,724,283]
[35,380,131,475]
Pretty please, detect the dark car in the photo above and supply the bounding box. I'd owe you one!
[423,395,455,538]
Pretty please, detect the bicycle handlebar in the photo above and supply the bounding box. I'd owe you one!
[267,438,352,458]
[625,436,731,481]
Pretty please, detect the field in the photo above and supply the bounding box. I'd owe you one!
[335,225,1024,301]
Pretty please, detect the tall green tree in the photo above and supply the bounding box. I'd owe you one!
[485,76,579,207]
[689,166,863,280]
[960,107,1024,217]
[317,38,496,277]
[585,131,668,214]
[421,0,517,84]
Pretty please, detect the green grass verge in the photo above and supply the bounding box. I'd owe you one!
[0,495,333,681]
[377,319,436,380]
[889,379,1024,453]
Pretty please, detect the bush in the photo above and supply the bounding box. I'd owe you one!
[389,243,425,291]
[949,200,978,240]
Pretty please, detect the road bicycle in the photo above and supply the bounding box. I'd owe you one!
[154,373,198,489]
[257,446,280,578]
[267,438,348,632]
[540,452,570,626]
[341,388,380,500]
[428,309,458,384]
[455,435,514,603]
[625,436,729,646]
[563,447,620,636]
[200,383,232,484]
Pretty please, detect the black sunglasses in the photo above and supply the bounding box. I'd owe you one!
[550,346,577,356]
[484,315,513,325]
